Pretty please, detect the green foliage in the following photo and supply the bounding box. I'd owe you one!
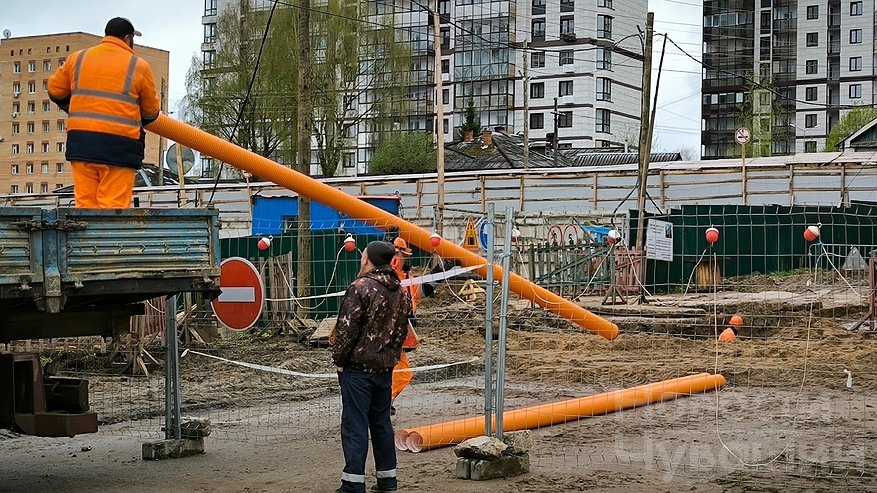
[736,78,786,158]
[458,97,481,139]
[824,107,877,151]
[369,132,436,175]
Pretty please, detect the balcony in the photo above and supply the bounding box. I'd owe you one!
[561,32,577,42]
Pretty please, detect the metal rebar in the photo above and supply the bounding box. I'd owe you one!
[165,294,182,440]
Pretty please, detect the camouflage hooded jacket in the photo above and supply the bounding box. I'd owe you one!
[331,266,411,372]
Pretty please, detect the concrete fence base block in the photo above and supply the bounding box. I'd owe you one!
[455,458,472,479]
[142,438,205,460]
[470,453,530,481]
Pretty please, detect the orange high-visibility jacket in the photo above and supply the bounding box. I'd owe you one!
[48,36,160,169]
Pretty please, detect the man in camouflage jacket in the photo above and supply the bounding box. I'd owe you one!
[332,241,411,493]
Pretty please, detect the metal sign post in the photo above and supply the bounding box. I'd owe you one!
[164,294,181,440]
[736,127,751,204]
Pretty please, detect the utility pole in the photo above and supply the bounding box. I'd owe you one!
[522,43,529,169]
[634,12,654,303]
[296,0,313,318]
[433,2,446,235]
[552,96,558,166]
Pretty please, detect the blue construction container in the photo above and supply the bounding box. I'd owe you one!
[251,192,401,236]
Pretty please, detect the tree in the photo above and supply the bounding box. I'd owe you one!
[824,107,877,151]
[369,132,436,175]
[181,3,299,175]
[737,78,786,158]
[458,97,481,140]
[310,0,411,177]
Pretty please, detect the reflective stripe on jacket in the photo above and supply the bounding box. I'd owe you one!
[48,36,160,169]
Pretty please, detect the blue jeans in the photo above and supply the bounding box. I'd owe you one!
[338,369,397,493]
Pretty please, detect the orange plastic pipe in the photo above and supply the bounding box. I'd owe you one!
[396,372,726,452]
[145,115,619,340]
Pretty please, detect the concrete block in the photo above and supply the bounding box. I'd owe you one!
[470,453,530,481]
[142,438,205,460]
[455,458,471,479]
[502,430,533,454]
[180,417,212,438]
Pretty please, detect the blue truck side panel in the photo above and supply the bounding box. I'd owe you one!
[252,196,401,236]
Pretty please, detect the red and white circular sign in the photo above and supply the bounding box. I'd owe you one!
[211,257,265,331]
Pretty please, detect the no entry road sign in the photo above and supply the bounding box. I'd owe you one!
[211,257,265,331]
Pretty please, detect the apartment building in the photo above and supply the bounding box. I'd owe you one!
[702,0,877,159]
[201,0,646,175]
[0,32,169,195]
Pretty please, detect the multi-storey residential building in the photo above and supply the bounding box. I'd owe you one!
[702,0,877,159]
[0,32,169,195]
[201,0,646,176]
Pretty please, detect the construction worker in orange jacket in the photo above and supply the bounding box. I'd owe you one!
[48,18,160,209]
[390,237,419,408]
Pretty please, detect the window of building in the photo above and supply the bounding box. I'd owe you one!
[25,183,33,194]
[805,114,817,128]
[41,142,49,153]
[850,56,862,71]
[440,28,450,50]
[760,11,771,34]
[597,15,613,39]
[10,185,18,194]
[13,62,21,74]
[11,164,19,175]
[806,5,818,19]
[598,0,612,7]
[443,118,449,134]
[596,109,610,133]
[596,48,611,70]
[43,60,51,71]
[26,163,33,174]
[42,80,47,91]
[12,102,20,114]
[560,0,574,12]
[57,120,65,132]
[12,123,19,135]
[531,82,544,99]
[57,162,65,173]
[438,0,449,15]
[58,57,65,67]
[560,16,575,35]
[531,52,545,68]
[28,61,36,72]
[559,80,574,96]
[805,87,817,101]
[26,142,34,154]
[805,60,818,74]
[40,183,48,194]
[27,102,35,113]
[557,111,572,128]
[760,37,771,58]
[41,162,49,173]
[850,29,862,43]
[442,89,450,105]
[27,122,34,133]
[27,81,36,93]
[203,23,216,44]
[342,152,355,169]
[805,32,818,47]
[849,83,862,98]
[11,144,19,154]
[532,19,545,41]
[804,141,817,152]
[57,142,64,152]
[202,50,216,69]
[850,1,862,15]
[204,0,218,16]
[559,50,574,65]
[532,0,545,15]
[56,183,63,190]
[596,78,610,101]
[12,81,21,94]
[441,59,449,74]
[42,121,49,133]
[530,113,544,130]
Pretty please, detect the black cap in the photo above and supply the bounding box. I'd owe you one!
[105,17,142,38]
[365,241,396,268]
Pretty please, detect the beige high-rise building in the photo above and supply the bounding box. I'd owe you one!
[0,32,169,196]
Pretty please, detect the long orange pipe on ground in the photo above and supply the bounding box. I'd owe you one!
[395,372,726,452]
[146,115,619,340]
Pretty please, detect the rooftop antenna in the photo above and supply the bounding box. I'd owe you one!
[2,29,11,39]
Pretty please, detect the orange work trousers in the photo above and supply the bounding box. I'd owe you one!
[391,352,413,401]
[71,161,136,208]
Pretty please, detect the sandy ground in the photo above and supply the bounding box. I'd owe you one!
[2,278,877,492]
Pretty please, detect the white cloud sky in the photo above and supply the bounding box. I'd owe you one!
[3,0,702,156]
